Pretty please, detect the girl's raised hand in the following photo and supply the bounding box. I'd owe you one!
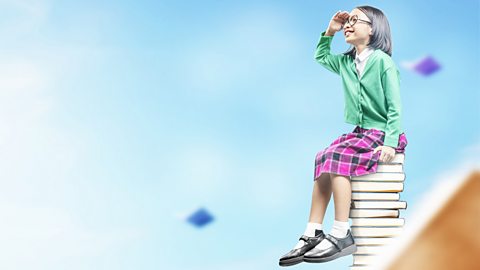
[327,10,350,33]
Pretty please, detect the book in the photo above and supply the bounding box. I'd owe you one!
[354,237,395,246]
[355,245,385,255]
[376,164,403,173]
[349,266,374,270]
[351,172,405,182]
[352,192,400,201]
[352,182,404,192]
[378,153,405,164]
[353,254,379,265]
[351,200,407,209]
[350,209,399,218]
[371,171,480,270]
[352,226,404,237]
[351,218,405,227]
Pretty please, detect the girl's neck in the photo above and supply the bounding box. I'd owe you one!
[355,44,369,55]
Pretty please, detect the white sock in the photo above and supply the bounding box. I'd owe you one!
[293,222,322,249]
[315,220,350,250]
[330,220,350,238]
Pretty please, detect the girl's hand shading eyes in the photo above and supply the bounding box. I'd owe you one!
[327,10,351,34]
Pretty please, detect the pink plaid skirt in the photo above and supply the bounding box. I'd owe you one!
[313,126,408,180]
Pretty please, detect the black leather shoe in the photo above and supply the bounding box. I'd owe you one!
[303,229,357,263]
[279,229,325,267]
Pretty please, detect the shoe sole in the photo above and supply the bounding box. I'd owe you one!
[279,256,304,267]
[303,244,357,263]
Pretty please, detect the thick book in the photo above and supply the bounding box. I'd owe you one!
[352,226,404,237]
[352,192,400,201]
[351,218,405,227]
[354,237,395,246]
[351,200,407,210]
[351,172,405,182]
[350,209,399,218]
[351,182,404,192]
[376,164,403,173]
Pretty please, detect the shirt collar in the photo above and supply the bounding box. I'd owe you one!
[355,47,375,63]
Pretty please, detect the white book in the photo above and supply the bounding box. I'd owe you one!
[376,164,403,173]
[350,209,399,218]
[352,192,400,201]
[378,153,405,165]
[355,245,385,255]
[352,227,404,237]
[351,218,405,227]
[351,172,405,182]
[351,201,407,210]
[353,254,379,265]
[352,182,404,192]
[349,266,374,270]
[354,237,396,246]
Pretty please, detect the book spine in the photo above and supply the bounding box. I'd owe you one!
[351,192,400,201]
[351,200,407,209]
[351,182,404,192]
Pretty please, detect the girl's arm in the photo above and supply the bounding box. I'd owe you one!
[314,32,343,74]
[381,66,402,148]
[314,11,349,75]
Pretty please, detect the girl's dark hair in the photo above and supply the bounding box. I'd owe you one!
[343,5,393,58]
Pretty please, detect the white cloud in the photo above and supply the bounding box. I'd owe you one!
[166,141,234,201]
[247,164,294,212]
[0,3,143,269]
[0,204,142,270]
[0,0,51,35]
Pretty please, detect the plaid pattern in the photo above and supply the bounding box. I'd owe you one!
[314,126,408,179]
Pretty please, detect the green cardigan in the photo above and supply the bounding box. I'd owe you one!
[314,31,403,148]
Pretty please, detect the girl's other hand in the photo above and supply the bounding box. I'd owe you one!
[373,146,396,163]
[327,10,350,34]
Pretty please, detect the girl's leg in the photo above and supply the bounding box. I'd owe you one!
[303,173,356,261]
[309,173,332,223]
[330,173,352,222]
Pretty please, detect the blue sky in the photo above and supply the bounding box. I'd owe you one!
[0,0,478,269]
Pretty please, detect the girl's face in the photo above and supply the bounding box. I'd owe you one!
[343,9,372,46]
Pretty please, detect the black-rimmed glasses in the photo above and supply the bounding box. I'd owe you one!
[344,14,372,27]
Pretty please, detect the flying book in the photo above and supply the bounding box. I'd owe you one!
[400,55,441,76]
[351,201,407,210]
[351,182,404,192]
[351,192,400,201]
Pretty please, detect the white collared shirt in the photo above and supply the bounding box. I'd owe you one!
[354,47,375,78]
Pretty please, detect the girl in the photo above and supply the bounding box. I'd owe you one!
[279,6,408,266]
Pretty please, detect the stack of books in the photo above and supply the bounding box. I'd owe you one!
[349,153,407,270]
